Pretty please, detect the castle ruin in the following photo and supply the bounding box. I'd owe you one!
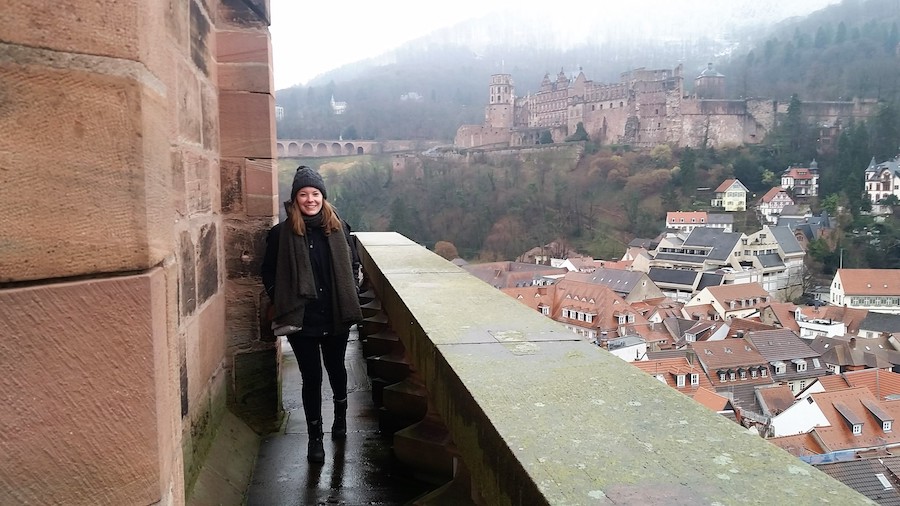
[455,64,879,150]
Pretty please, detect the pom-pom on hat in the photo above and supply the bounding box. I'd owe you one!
[291,165,327,200]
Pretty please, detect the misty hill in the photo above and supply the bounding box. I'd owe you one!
[275,0,899,143]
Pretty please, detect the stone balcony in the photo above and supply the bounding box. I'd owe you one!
[350,231,869,505]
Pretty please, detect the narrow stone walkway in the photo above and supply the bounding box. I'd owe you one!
[245,331,432,505]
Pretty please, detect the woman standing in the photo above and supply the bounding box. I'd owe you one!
[261,165,363,463]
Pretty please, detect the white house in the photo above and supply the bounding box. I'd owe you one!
[781,161,820,198]
[712,179,748,211]
[864,155,900,210]
[831,269,900,315]
[758,187,794,224]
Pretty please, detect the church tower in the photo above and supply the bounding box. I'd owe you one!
[485,74,514,129]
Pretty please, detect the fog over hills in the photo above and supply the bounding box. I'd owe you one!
[307,0,840,88]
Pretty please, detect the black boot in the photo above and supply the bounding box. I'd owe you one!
[307,420,325,463]
[332,398,347,440]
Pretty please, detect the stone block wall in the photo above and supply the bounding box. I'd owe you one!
[0,1,278,504]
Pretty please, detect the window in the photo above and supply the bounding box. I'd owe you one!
[885,421,893,432]
[761,368,768,377]
[796,360,807,372]
[691,373,699,385]
[739,370,747,380]
[540,306,549,316]
[676,375,686,387]
[719,372,726,382]
[751,368,758,379]
[729,371,736,381]
[852,424,862,435]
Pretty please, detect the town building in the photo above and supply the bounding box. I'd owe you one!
[690,339,775,415]
[711,178,749,211]
[564,268,665,303]
[830,269,900,314]
[758,187,795,224]
[746,329,827,395]
[463,261,567,289]
[683,283,773,321]
[864,155,900,210]
[781,161,820,198]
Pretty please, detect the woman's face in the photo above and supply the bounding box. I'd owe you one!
[295,187,323,216]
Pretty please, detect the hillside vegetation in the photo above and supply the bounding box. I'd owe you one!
[274,0,900,276]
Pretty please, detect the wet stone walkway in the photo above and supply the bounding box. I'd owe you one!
[245,331,433,505]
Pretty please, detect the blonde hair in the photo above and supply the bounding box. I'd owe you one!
[289,199,342,236]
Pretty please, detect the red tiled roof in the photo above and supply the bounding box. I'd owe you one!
[759,187,789,203]
[831,369,900,400]
[692,386,731,412]
[810,387,900,452]
[683,303,717,320]
[762,302,800,333]
[666,211,708,224]
[806,305,868,334]
[784,167,816,180]
[706,283,771,303]
[726,318,780,337]
[502,286,554,312]
[631,357,713,393]
[757,384,796,415]
[837,269,900,296]
[690,339,768,370]
[714,179,737,192]
[769,432,825,457]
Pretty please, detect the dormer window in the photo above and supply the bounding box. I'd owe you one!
[676,374,686,387]
[540,305,550,316]
[690,373,699,385]
[751,368,758,379]
[739,369,747,380]
[794,359,807,372]
[729,371,736,381]
[773,361,786,375]
[885,421,893,432]
[853,424,862,435]
[718,371,726,382]
[761,368,768,377]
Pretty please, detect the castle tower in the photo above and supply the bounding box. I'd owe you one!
[694,63,725,99]
[486,74,515,129]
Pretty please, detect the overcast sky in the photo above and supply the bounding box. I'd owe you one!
[269,0,841,90]
[269,1,515,89]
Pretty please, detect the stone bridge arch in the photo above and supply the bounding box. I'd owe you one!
[276,139,380,157]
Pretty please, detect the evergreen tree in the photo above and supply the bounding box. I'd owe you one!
[835,21,847,44]
[870,103,900,161]
[679,148,697,198]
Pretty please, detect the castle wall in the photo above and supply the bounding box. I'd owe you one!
[455,125,511,149]
[457,65,877,151]
[0,1,278,504]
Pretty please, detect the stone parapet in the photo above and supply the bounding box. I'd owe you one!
[355,231,870,505]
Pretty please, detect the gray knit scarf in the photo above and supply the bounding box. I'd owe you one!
[272,210,362,330]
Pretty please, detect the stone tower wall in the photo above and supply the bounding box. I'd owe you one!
[0,1,278,504]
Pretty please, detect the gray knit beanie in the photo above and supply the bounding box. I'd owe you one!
[291,165,327,200]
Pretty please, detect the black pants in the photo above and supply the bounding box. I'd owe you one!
[287,330,349,424]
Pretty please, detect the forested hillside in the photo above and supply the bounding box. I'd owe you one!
[274,0,900,276]
[275,0,899,142]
